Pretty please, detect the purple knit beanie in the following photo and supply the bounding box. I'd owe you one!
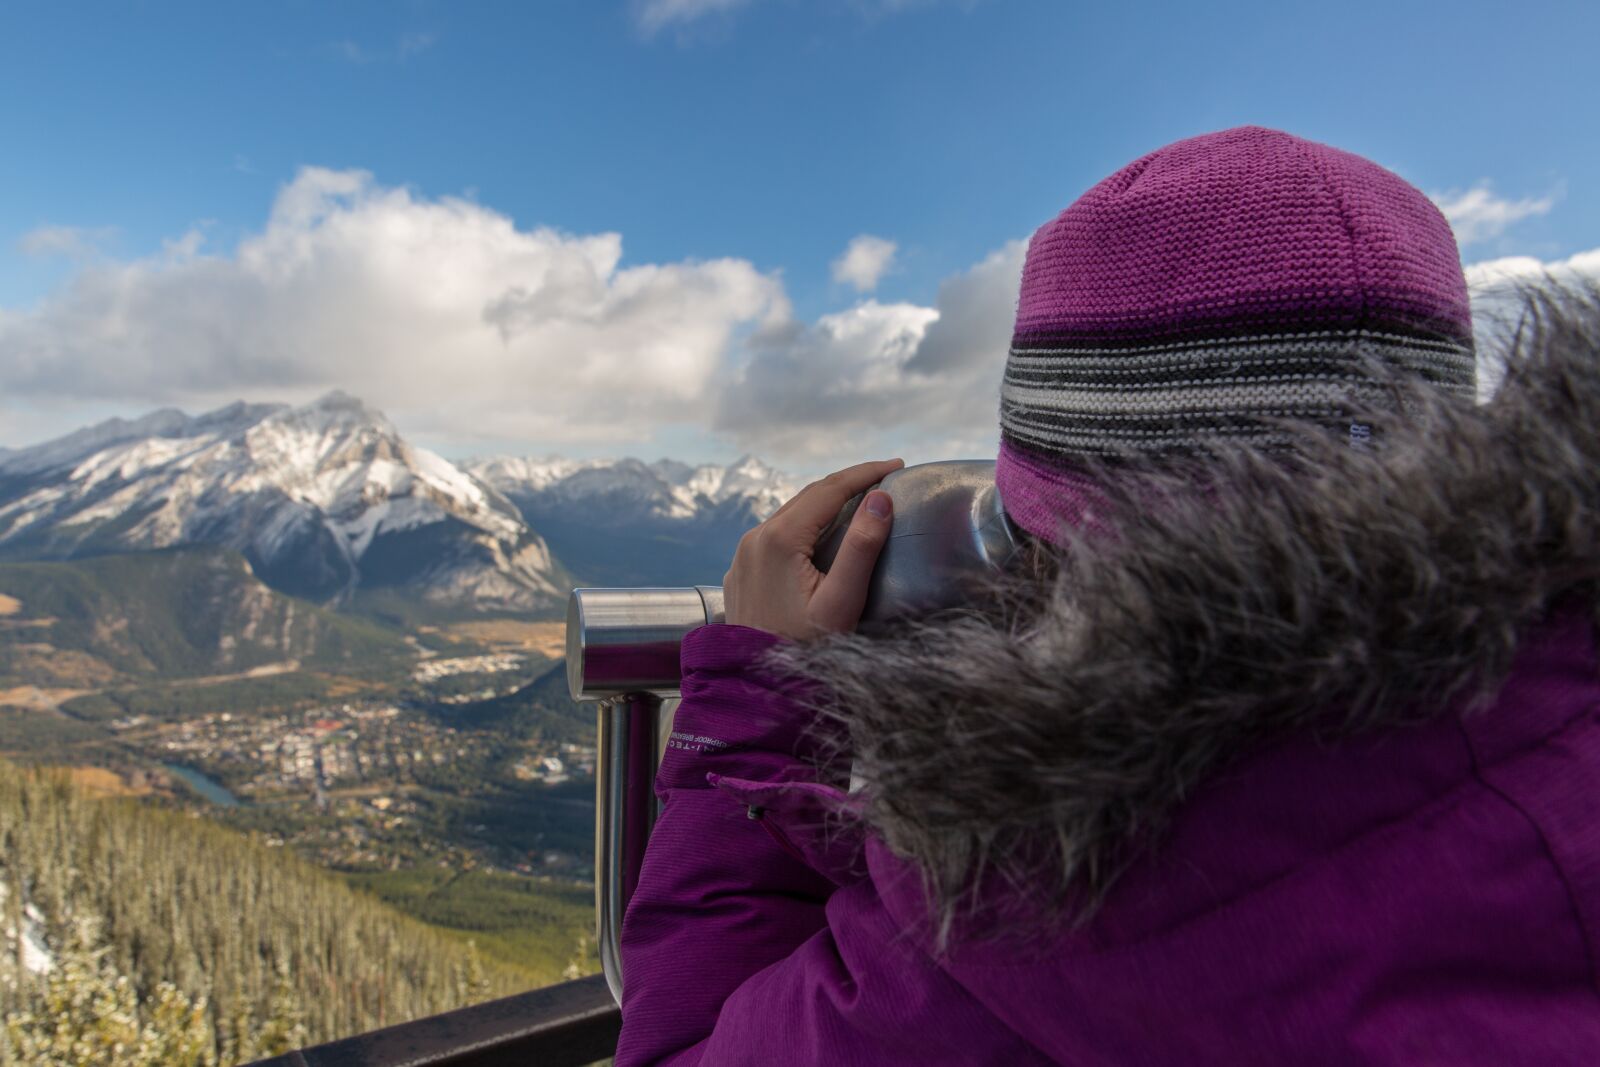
[996,126,1475,544]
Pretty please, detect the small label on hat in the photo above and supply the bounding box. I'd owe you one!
[1349,422,1372,449]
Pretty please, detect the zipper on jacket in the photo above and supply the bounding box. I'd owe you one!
[747,804,808,867]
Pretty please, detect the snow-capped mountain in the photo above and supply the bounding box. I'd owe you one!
[468,453,798,587]
[469,453,795,523]
[0,395,801,606]
[0,393,566,611]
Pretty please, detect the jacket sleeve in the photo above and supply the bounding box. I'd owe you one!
[614,625,1052,1067]
[614,623,838,1065]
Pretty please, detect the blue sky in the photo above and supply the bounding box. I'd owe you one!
[2,0,1596,471]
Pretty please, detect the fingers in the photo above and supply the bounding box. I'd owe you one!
[725,457,904,637]
[807,489,893,633]
[767,459,904,545]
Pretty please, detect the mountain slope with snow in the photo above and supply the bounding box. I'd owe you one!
[0,394,799,605]
[0,394,567,612]
[470,453,794,523]
[469,453,798,587]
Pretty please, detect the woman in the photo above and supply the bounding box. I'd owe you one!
[615,127,1600,1064]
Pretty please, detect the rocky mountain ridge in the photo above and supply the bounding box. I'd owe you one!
[0,396,796,609]
[468,452,792,521]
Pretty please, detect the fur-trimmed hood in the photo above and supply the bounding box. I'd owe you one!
[773,284,1600,930]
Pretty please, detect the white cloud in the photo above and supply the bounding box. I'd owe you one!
[1,168,1028,471]
[831,234,898,293]
[334,31,437,64]
[717,239,1024,464]
[0,168,786,451]
[1430,182,1557,247]
[865,0,986,13]
[635,0,755,35]
[17,225,117,261]
[397,32,437,59]
[1464,245,1600,399]
[634,0,975,36]
[906,239,1023,376]
[716,301,939,458]
[1464,246,1600,292]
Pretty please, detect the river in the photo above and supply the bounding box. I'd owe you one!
[161,763,242,807]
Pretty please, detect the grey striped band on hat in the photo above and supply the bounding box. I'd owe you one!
[999,328,1475,457]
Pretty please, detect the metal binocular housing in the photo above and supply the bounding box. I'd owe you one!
[566,460,1018,1005]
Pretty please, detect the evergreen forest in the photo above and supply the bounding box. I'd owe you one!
[0,761,554,1065]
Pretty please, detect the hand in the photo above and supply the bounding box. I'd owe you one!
[723,458,904,640]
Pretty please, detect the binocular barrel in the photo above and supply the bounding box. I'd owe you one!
[566,586,726,699]
[813,460,1017,629]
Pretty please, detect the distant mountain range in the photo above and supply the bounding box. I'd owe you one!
[0,394,796,613]
[469,453,793,586]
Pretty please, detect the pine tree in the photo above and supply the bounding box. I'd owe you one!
[0,760,539,1061]
[251,959,309,1059]
[563,932,590,982]
[137,980,215,1067]
[1,915,216,1067]
[470,942,490,1004]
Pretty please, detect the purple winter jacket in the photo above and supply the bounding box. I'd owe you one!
[616,301,1600,1065]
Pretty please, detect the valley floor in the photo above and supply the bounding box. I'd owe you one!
[0,606,603,1056]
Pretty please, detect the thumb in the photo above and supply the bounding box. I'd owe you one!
[807,490,893,633]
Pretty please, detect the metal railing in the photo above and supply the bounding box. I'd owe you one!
[245,973,620,1067]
